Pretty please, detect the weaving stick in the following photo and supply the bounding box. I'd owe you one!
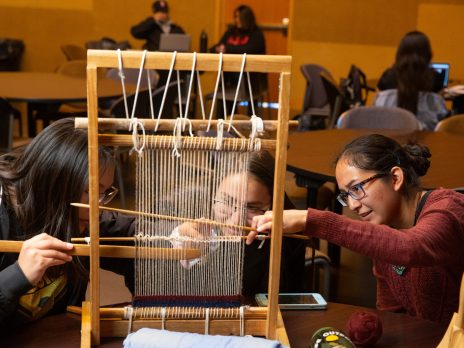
[0,240,201,259]
[71,203,309,240]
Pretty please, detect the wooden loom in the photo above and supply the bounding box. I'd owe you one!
[76,49,292,347]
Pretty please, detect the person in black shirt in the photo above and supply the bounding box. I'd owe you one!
[0,119,134,331]
[131,0,185,51]
[210,5,266,116]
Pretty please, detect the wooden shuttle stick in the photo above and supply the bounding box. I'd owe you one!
[0,240,201,260]
[72,203,309,240]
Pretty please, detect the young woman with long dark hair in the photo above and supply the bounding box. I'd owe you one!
[375,31,448,130]
[0,118,134,330]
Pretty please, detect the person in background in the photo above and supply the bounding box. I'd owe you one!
[375,31,448,130]
[210,5,265,56]
[131,0,185,52]
[209,5,267,117]
[0,119,134,332]
[249,134,464,324]
[175,150,306,296]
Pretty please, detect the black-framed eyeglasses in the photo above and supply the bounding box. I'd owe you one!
[336,173,387,207]
[98,186,119,205]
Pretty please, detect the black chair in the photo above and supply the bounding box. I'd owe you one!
[320,72,344,129]
[296,64,333,130]
[109,80,180,119]
[205,72,268,118]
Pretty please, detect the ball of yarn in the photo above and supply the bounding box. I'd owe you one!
[345,311,383,347]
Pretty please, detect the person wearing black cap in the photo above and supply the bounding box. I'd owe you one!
[131,0,185,51]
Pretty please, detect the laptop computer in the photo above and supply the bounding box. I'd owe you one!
[430,62,450,89]
[159,33,191,52]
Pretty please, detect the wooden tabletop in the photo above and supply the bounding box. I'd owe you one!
[287,129,464,190]
[284,302,446,348]
[0,71,133,103]
[2,302,446,347]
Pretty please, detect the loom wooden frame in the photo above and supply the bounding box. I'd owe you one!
[81,49,292,347]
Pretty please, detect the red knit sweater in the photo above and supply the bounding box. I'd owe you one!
[305,189,464,323]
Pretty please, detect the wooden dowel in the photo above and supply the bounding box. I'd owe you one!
[73,203,256,232]
[71,236,265,243]
[67,305,267,319]
[0,240,201,260]
[95,134,276,151]
[75,117,298,132]
[71,203,309,240]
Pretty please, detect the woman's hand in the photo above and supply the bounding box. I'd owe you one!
[215,44,226,53]
[18,233,74,286]
[247,209,308,245]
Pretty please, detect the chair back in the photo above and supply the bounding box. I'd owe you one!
[320,72,343,129]
[57,60,107,79]
[300,64,333,110]
[60,44,87,61]
[109,80,180,119]
[336,106,421,130]
[435,114,464,135]
[0,98,15,153]
[56,60,87,78]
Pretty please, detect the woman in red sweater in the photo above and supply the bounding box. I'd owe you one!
[248,134,464,324]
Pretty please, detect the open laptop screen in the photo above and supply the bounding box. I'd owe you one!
[430,62,450,89]
[159,33,191,52]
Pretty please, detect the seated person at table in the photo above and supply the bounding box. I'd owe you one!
[174,150,306,296]
[209,5,266,116]
[248,134,464,324]
[131,0,185,51]
[0,119,134,331]
[375,31,448,130]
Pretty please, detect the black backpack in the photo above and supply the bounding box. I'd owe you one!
[340,65,374,108]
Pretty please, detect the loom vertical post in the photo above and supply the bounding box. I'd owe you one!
[266,71,291,339]
[86,54,101,346]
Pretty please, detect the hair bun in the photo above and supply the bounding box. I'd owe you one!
[403,143,431,177]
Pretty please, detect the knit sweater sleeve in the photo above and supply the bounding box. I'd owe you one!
[304,189,464,267]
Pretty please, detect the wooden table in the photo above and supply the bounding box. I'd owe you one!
[0,72,134,137]
[2,302,446,347]
[285,302,446,348]
[287,129,464,263]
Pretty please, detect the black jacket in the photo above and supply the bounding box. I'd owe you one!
[0,199,135,331]
[131,17,185,51]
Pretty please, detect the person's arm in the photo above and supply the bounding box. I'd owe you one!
[251,191,464,267]
[303,194,464,267]
[0,262,33,322]
[209,30,230,53]
[169,23,185,34]
[223,30,266,54]
[131,17,156,39]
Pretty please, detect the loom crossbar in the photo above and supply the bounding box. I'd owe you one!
[0,240,201,260]
[97,134,276,151]
[75,117,298,132]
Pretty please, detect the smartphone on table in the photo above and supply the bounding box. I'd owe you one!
[255,293,327,310]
